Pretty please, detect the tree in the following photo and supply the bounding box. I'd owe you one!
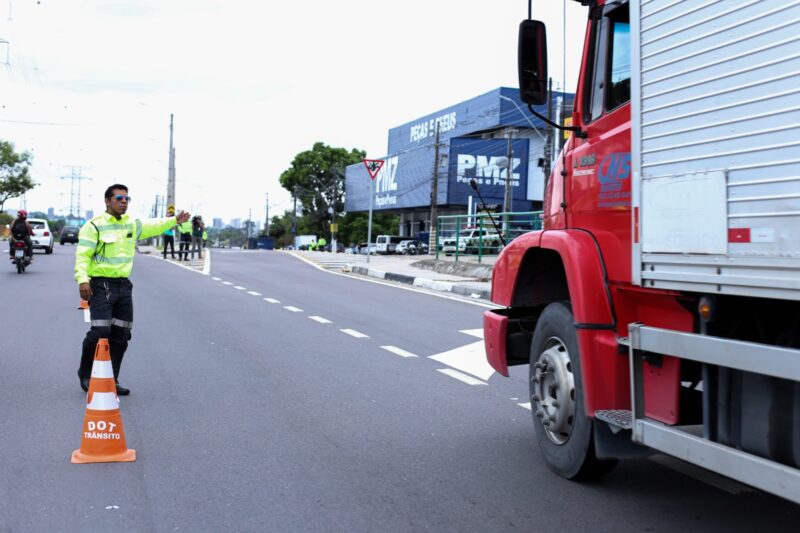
[279,142,365,237]
[0,140,35,212]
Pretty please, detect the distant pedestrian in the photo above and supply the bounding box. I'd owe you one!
[191,215,205,260]
[162,207,176,259]
[75,183,190,395]
[177,218,192,260]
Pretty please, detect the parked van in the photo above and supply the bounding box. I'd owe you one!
[375,235,405,254]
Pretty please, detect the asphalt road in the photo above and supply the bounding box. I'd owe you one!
[1,245,799,532]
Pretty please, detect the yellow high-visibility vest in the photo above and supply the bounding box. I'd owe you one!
[74,212,178,284]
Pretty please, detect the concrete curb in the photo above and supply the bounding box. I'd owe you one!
[350,264,490,301]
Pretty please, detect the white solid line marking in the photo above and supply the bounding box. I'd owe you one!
[284,306,303,313]
[309,316,332,324]
[381,345,418,358]
[233,286,246,290]
[212,277,222,281]
[340,328,369,339]
[517,402,532,410]
[247,291,261,296]
[284,251,494,309]
[264,298,280,304]
[437,368,487,386]
[222,281,233,285]
[83,309,91,323]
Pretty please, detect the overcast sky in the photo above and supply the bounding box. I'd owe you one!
[0,0,586,222]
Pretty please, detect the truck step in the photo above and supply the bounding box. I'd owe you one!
[595,409,633,431]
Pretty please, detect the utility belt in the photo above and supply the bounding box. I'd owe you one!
[90,277,129,283]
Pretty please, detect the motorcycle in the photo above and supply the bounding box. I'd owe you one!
[11,240,31,274]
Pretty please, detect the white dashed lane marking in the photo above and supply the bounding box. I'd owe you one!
[381,345,418,358]
[340,328,369,339]
[222,281,233,286]
[247,291,262,296]
[309,316,332,324]
[234,286,246,290]
[517,402,532,410]
[264,298,280,304]
[284,306,303,313]
[437,368,487,386]
[212,277,222,281]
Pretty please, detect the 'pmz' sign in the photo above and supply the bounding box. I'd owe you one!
[374,156,399,208]
[447,137,529,206]
[456,155,522,187]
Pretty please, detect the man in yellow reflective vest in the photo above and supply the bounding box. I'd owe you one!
[75,184,190,395]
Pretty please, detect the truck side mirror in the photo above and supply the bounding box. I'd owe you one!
[518,19,548,106]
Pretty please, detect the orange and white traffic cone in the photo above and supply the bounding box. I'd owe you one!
[77,299,89,310]
[71,339,136,464]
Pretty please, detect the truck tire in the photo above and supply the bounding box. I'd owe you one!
[529,301,617,480]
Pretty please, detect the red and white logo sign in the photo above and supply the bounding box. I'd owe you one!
[363,159,384,181]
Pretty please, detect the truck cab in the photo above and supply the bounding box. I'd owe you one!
[484,0,800,501]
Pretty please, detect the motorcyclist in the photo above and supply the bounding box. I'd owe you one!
[8,210,34,260]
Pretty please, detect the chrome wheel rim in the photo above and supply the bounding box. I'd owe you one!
[531,336,576,445]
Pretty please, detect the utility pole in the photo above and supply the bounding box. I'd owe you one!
[330,168,339,253]
[264,192,269,236]
[167,114,176,209]
[292,184,299,245]
[503,127,518,236]
[543,78,554,190]
[428,123,441,254]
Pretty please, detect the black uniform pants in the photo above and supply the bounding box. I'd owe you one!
[163,234,175,259]
[79,277,133,381]
[179,233,191,260]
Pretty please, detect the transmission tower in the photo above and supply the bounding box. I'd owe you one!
[60,167,91,222]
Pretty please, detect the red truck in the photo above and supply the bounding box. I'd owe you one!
[483,0,800,502]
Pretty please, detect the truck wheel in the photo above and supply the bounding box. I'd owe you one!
[529,301,617,480]
[46,246,53,254]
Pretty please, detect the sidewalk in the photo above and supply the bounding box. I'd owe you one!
[289,250,496,301]
[137,245,209,274]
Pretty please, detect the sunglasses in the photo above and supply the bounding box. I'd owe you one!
[113,195,131,202]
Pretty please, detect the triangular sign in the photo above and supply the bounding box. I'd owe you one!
[363,159,385,181]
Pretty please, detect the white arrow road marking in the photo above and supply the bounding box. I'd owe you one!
[517,402,532,410]
[247,291,261,296]
[234,286,246,290]
[263,298,280,304]
[222,281,233,285]
[284,306,303,313]
[459,328,484,339]
[381,346,418,358]
[437,368,487,386]
[84,309,91,323]
[309,316,332,324]
[429,340,494,381]
[341,328,369,339]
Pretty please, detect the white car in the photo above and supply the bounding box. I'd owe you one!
[27,218,54,254]
[441,228,501,255]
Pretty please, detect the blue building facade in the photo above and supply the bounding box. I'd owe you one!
[345,87,573,236]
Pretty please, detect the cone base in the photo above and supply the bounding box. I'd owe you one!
[71,448,136,464]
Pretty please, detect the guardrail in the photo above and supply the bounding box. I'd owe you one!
[435,211,542,262]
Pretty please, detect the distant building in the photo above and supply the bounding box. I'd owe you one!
[47,207,55,219]
[212,218,223,229]
[85,210,94,220]
[230,218,241,229]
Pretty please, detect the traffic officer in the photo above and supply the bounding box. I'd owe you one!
[75,184,190,395]
[177,217,192,260]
